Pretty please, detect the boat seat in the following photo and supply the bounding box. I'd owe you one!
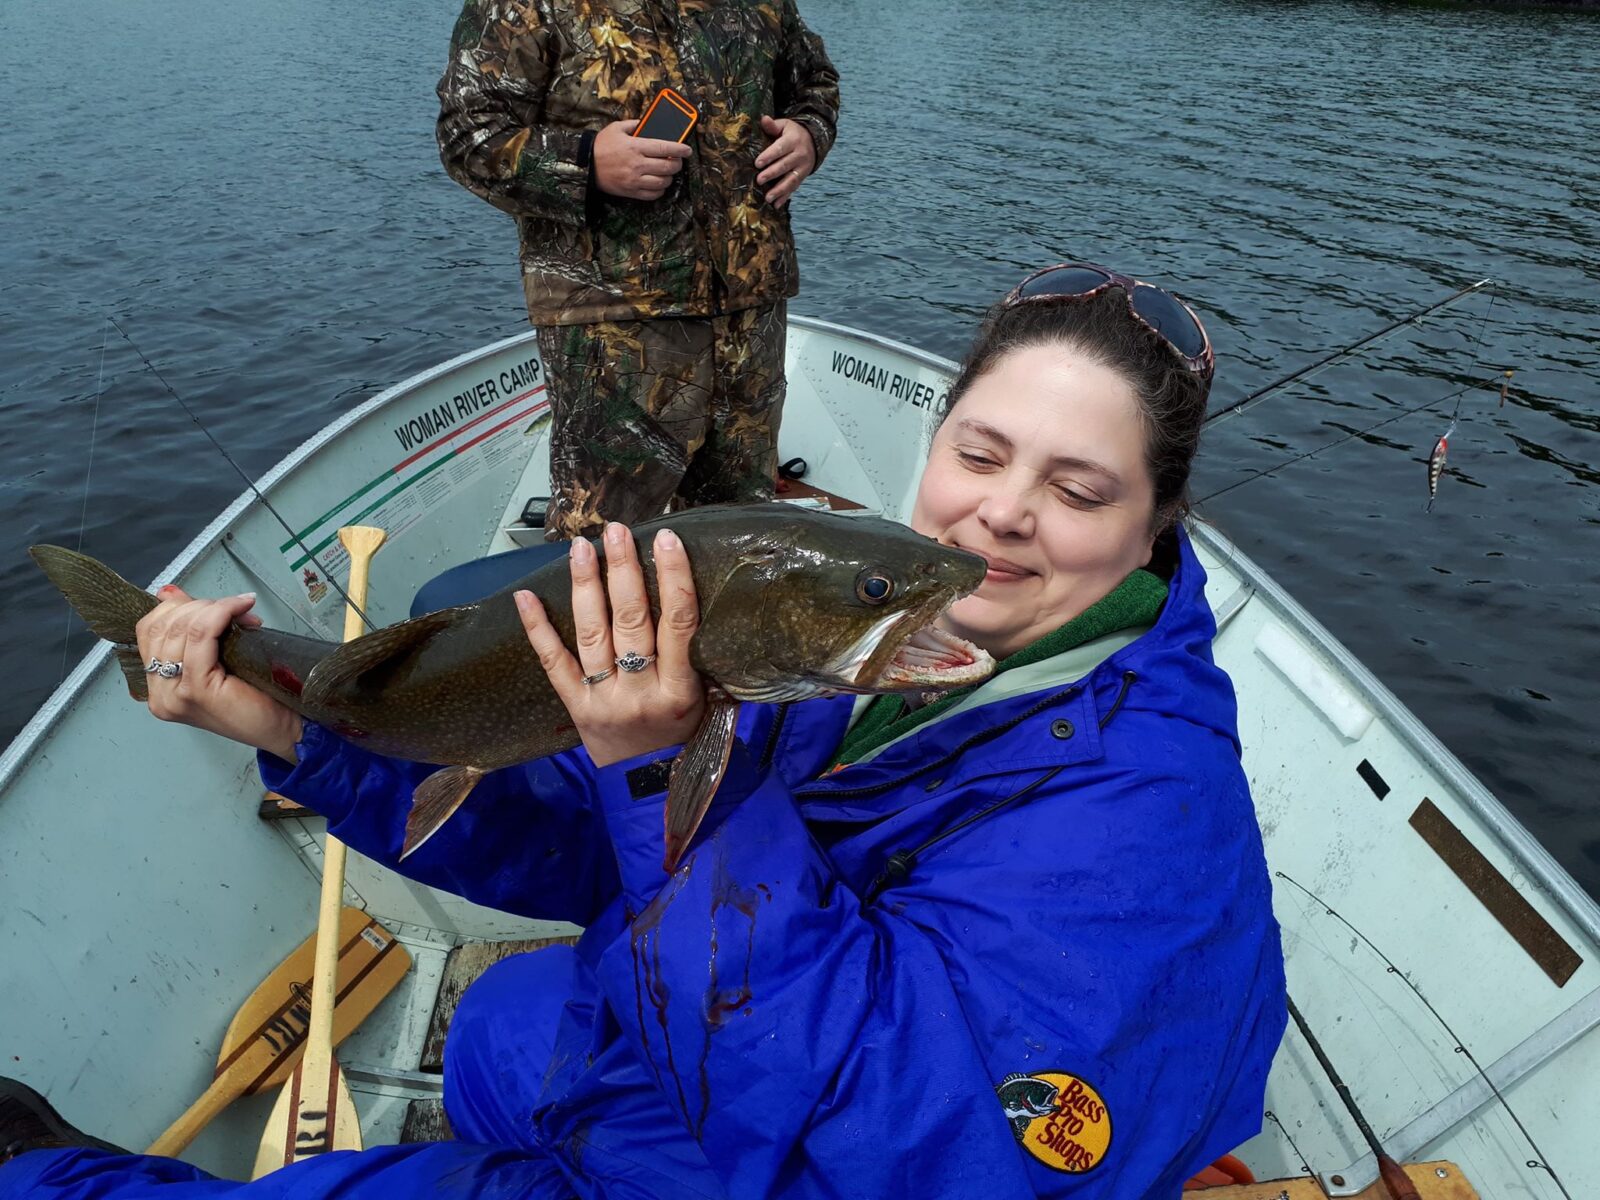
[410,541,569,618]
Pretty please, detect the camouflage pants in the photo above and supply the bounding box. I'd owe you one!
[536,302,787,541]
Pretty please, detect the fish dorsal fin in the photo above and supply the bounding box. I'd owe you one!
[301,609,456,708]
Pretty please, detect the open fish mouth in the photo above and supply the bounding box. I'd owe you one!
[875,623,992,688]
[843,595,995,693]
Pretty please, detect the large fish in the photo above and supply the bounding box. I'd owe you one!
[31,504,994,868]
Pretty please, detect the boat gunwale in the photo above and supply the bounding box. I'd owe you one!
[5,316,1596,949]
[0,328,543,793]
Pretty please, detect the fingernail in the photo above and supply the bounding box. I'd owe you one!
[236,592,256,601]
[656,528,680,551]
[605,522,626,547]
[513,590,533,615]
[571,537,594,564]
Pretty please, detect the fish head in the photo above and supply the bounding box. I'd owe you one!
[686,506,995,703]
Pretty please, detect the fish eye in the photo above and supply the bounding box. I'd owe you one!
[856,572,894,604]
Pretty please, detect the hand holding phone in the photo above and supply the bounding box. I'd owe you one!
[593,92,696,201]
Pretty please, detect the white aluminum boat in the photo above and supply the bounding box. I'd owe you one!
[2,320,1593,1197]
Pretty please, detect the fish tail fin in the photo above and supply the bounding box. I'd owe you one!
[400,765,486,859]
[114,647,152,702]
[30,544,159,647]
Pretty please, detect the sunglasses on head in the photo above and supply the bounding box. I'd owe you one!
[1004,263,1215,382]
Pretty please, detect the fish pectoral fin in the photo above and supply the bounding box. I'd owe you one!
[301,610,455,707]
[663,699,742,872]
[400,764,487,859]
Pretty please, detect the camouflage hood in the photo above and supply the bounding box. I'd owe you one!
[437,0,840,326]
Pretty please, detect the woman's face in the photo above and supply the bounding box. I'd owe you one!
[911,342,1158,660]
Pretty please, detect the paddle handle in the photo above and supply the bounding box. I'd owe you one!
[147,1054,258,1157]
[304,528,385,1062]
[339,525,385,643]
[302,528,386,1086]
[270,525,385,1165]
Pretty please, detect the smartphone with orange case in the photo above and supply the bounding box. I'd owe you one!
[634,88,698,143]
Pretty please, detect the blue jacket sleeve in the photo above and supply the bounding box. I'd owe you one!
[589,734,1285,1198]
[259,721,619,925]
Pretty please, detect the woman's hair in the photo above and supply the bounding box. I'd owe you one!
[939,288,1212,534]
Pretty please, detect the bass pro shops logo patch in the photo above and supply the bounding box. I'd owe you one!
[995,1071,1112,1174]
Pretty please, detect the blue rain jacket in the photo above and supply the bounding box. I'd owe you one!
[0,526,1284,1200]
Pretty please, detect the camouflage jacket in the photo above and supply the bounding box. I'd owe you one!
[438,0,840,326]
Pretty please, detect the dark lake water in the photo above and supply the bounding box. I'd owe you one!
[2,1,1596,895]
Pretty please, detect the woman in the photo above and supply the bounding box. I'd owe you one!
[0,266,1286,1199]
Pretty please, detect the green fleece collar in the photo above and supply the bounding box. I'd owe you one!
[829,568,1168,770]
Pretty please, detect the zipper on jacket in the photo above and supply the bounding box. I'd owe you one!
[862,671,1139,906]
[759,702,791,770]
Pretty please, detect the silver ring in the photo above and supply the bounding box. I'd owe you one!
[615,650,656,673]
[155,660,183,679]
[144,658,163,674]
[581,667,614,686]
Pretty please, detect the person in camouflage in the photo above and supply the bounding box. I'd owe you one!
[436,0,840,540]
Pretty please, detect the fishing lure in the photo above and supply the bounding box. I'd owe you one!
[1426,419,1457,512]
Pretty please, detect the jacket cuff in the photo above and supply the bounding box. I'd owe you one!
[522,127,593,222]
[257,721,356,825]
[596,740,761,910]
[789,113,835,168]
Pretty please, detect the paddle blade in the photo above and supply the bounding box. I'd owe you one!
[144,908,409,1158]
[252,1060,362,1177]
[216,907,411,1094]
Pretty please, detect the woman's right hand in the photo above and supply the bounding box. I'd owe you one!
[135,587,303,763]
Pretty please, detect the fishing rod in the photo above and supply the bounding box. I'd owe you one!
[106,318,376,632]
[1285,994,1421,1200]
[1196,368,1508,507]
[1277,870,1572,1200]
[1205,279,1495,428]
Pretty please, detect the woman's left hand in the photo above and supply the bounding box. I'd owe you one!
[515,522,707,768]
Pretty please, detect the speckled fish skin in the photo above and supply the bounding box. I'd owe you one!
[30,504,987,770]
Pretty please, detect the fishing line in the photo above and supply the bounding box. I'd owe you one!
[1204,279,1495,429]
[106,317,376,632]
[1275,870,1572,1200]
[1448,288,1503,426]
[1196,370,1506,506]
[1263,1110,1318,1181]
[60,321,113,685]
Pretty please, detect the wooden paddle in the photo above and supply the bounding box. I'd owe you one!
[253,525,387,1176]
[145,906,411,1157]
